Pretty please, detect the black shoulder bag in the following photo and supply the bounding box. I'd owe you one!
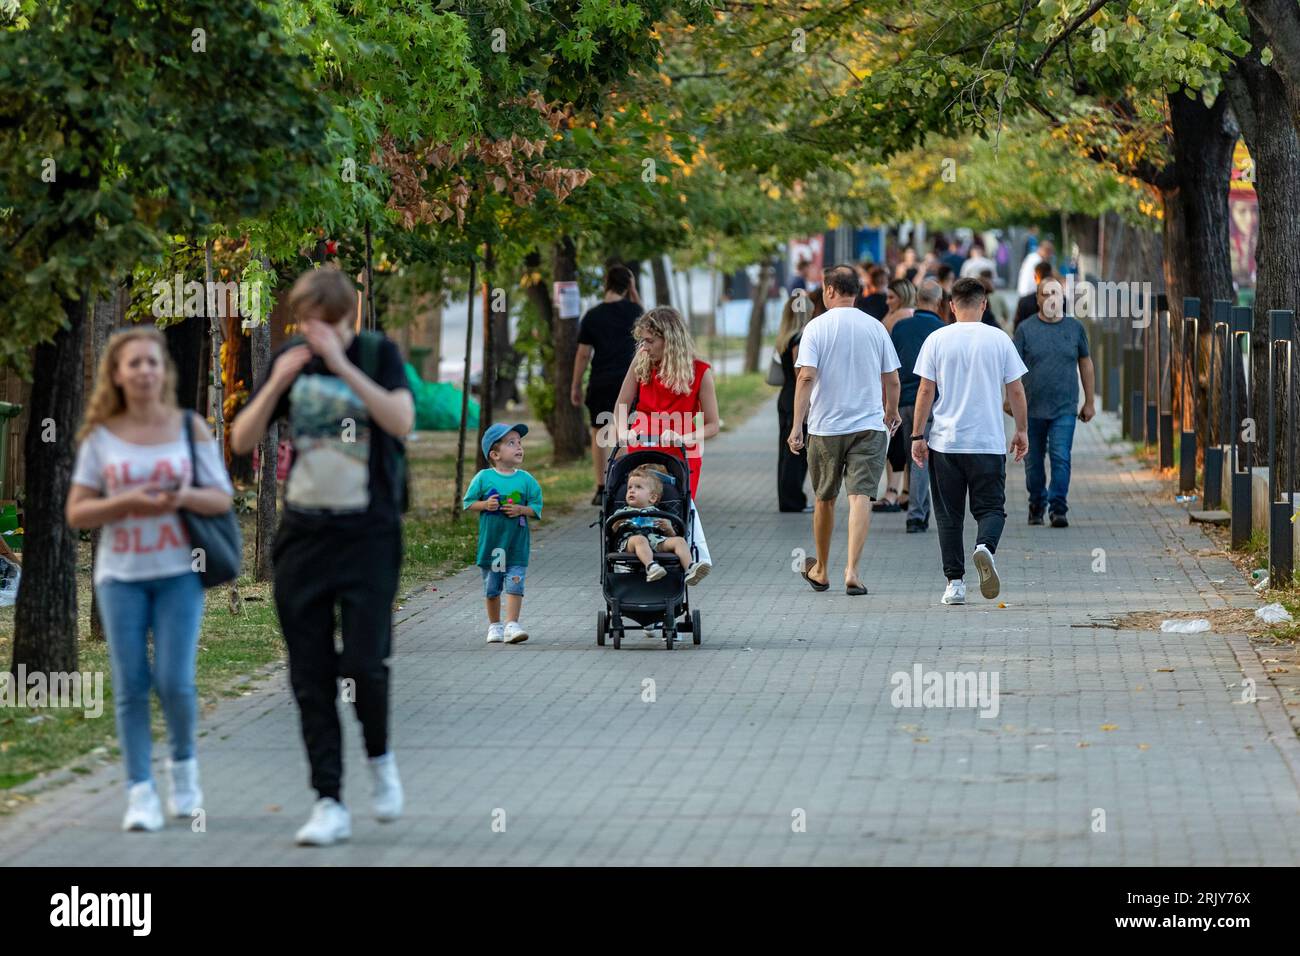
[179,411,243,587]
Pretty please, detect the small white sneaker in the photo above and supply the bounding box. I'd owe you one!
[122,781,164,832]
[368,753,403,823]
[645,562,667,582]
[295,797,352,846]
[486,622,505,643]
[504,621,529,644]
[942,579,967,605]
[685,561,711,585]
[972,544,1000,599]
[165,757,203,819]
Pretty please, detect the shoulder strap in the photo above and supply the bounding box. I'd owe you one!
[184,411,203,489]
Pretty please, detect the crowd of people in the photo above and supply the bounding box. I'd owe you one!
[776,232,1097,600]
[60,235,1097,846]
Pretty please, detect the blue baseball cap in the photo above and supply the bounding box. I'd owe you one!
[481,422,529,462]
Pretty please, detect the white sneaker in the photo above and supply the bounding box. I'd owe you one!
[122,781,164,832]
[165,757,203,819]
[368,753,403,823]
[504,621,529,644]
[486,622,505,643]
[942,579,967,605]
[645,562,667,582]
[295,797,352,846]
[972,544,1000,599]
[686,561,711,585]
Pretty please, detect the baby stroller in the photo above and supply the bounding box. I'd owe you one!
[596,441,701,650]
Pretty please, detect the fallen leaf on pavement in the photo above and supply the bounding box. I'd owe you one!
[1100,724,1118,731]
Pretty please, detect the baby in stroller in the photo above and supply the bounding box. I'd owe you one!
[610,465,707,585]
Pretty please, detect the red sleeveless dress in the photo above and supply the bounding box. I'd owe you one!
[628,358,710,498]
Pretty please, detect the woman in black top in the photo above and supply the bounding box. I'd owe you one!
[775,288,823,511]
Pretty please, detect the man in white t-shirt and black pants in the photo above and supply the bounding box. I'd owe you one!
[788,264,902,596]
[910,277,1029,605]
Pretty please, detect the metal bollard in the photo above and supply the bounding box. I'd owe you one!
[1267,310,1295,584]
[1179,298,1199,492]
[1230,307,1253,550]
[1203,301,1229,510]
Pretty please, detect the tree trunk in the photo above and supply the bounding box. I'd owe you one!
[477,246,495,472]
[1165,88,1237,452]
[744,261,774,373]
[250,312,276,581]
[87,289,121,643]
[10,295,87,676]
[549,236,587,462]
[651,255,672,309]
[163,314,206,412]
[1226,28,1300,477]
[454,258,477,520]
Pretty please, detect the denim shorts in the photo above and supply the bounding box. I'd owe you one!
[482,565,526,598]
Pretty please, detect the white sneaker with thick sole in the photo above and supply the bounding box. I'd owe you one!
[486,622,505,643]
[942,579,967,605]
[645,562,667,582]
[684,561,710,585]
[504,621,529,644]
[369,753,403,823]
[972,544,1000,599]
[295,798,352,846]
[165,757,203,819]
[122,781,165,832]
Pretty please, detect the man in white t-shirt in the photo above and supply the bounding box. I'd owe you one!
[788,264,902,596]
[1016,239,1054,296]
[910,277,1029,606]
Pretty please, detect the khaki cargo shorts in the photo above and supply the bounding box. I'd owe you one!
[807,428,888,501]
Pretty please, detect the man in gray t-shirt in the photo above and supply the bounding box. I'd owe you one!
[1011,277,1095,527]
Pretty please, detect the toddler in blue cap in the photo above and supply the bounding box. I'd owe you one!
[463,423,544,644]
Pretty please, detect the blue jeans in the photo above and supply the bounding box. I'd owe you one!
[95,572,205,787]
[481,565,527,598]
[1026,414,1077,516]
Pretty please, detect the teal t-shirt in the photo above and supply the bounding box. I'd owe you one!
[463,468,544,568]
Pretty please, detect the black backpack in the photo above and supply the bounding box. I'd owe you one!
[283,329,409,513]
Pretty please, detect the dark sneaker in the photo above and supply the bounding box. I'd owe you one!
[906,519,927,533]
[591,488,604,507]
[1050,513,1069,528]
[1028,510,1044,526]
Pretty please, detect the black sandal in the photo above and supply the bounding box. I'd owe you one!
[800,556,829,592]
[846,583,868,596]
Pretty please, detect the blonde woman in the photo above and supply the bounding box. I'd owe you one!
[66,327,234,832]
[775,290,821,511]
[882,278,917,334]
[614,306,718,580]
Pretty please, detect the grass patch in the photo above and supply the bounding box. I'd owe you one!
[0,376,773,793]
[714,372,774,432]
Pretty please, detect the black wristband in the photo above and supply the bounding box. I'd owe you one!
[910,434,925,441]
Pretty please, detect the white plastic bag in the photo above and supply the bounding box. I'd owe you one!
[1160,618,1211,634]
[1255,603,1294,625]
[0,554,19,608]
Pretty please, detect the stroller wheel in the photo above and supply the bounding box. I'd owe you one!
[613,629,622,650]
[692,609,701,645]
[597,610,607,646]
[664,624,675,650]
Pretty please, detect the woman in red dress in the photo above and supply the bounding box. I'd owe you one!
[615,306,719,579]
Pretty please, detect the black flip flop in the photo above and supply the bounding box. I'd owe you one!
[846,583,868,596]
[800,557,829,592]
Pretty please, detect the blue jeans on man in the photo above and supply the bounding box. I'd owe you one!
[1026,414,1076,517]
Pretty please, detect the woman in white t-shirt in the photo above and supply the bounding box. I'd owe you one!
[66,327,233,833]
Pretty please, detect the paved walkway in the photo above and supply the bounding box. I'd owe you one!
[3,399,1298,865]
